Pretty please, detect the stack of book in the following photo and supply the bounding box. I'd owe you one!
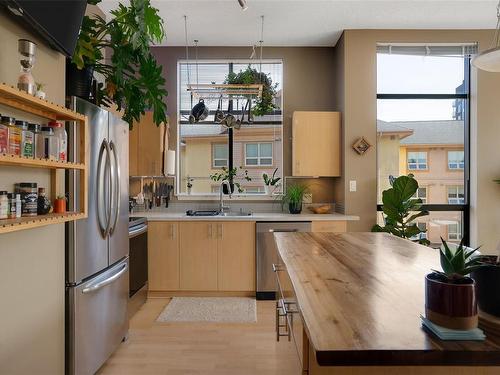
[420,316,486,341]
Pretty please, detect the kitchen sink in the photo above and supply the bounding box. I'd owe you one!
[218,210,252,217]
[185,209,252,217]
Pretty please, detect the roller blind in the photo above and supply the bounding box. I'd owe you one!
[377,43,478,57]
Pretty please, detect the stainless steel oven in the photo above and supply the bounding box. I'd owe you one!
[129,217,148,298]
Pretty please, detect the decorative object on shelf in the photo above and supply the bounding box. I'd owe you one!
[308,204,332,214]
[54,196,66,214]
[210,166,252,194]
[70,0,167,128]
[352,136,372,155]
[472,0,500,72]
[262,168,281,195]
[372,174,430,245]
[17,39,37,95]
[425,238,482,330]
[37,187,52,215]
[35,82,46,99]
[472,255,500,317]
[282,183,308,214]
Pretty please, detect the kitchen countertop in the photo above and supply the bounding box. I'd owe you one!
[273,232,500,367]
[131,211,359,222]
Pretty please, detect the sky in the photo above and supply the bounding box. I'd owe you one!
[377,54,465,122]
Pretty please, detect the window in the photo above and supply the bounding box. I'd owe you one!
[448,151,464,170]
[448,186,465,204]
[245,143,273,166]
[212,144,228,168]
[413,187,427,203]
[177,60,283,195]
[376,43,473,246]
[448,222,462,241]
[407,151,427,170]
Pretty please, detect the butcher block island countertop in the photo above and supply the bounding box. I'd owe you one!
[273,232,500,369]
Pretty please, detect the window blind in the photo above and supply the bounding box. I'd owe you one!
[377,43,478,57]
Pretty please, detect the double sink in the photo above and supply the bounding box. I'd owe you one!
[185,209,253,217]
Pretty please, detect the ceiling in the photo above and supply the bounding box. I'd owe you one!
[97,0,499,47]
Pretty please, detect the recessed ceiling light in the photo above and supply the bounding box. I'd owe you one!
[237,0,248,11]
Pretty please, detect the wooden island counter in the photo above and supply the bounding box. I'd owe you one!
[273,232,500,374]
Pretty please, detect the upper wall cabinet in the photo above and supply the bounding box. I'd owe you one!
[129,111,165,176]
[292,111,341,177]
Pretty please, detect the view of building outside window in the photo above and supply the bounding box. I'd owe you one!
[178,61,283,195]
[376,50,468,247]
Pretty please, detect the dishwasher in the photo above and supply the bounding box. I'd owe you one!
[256,222,311,300]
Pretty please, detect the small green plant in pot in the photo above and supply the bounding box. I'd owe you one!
[471,255,500,317]
[210,167,251,194]
[425,238,482,330]
[372,174,430,245]
[262,168,281,195]
[283,184,308,214]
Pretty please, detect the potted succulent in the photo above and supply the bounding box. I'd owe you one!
[262,168,281,195]
[210,166,251,194]
[224,65,278,117]
[425,238,482,330]
[70,0,167,128]
[372,174,430,245]
[35,82,46,99]
[472,255,500,317]
[54,195,67,214]
[282,184,308,214]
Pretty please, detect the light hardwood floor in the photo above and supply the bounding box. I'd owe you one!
[97,298,301,375]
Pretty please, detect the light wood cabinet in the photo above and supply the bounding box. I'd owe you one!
[292,111,341,177]
[148,222,180,291]
[217,222,255,292]
[179,222,218,291]
[311,220,346,233]
[130,111,165,176]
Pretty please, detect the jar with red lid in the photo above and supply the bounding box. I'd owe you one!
[2,116,20,156]
[48,121,67,161]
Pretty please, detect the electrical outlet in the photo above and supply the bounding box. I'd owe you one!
[349,180,357,192]
[303,193,313,204]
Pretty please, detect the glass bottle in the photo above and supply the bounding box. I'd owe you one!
[48,121,67,161]
[28,123,44,159]
[16,120,34,158]
[37,187,51,215]
[1,116,20,156]
[41,126,58,160]
[0,191,8,219]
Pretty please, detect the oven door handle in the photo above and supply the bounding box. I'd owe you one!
[129,224,148,238]
[268,229,299,233]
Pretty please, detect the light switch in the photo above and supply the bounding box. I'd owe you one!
[349,180,357,192]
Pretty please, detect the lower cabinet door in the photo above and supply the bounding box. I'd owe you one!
[180,222,218,291]
[148,222,179,291]
[217,222,256,291]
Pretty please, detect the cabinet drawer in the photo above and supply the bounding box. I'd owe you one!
[311,221,346,233]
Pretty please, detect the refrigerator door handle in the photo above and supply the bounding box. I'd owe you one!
[109,141,121,236]
[96,139,112,238]
[82,262,128,294]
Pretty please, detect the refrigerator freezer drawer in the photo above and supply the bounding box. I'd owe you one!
[67,258,129,375]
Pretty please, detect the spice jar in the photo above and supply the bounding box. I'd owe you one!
[28,123,44,159]
[7,193,16,219]
[0,191,8,219]
[15,194,21,218]
[15,182,38,217]
[48,121,67,161]
[0,113,8,154]
[1,116,20,156]
[37,187,51,215]
[41,126,58,160]
[16,120,34,158]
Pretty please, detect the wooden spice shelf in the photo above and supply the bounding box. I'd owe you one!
[0,212,86,234]
[0,154,85,170]
[0,83,88,233]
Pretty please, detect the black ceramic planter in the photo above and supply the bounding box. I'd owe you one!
[66,60,94,100]
[472,262,500,317]
[425,273,478,330]
[222,183,235,195]
[288,201,302,214]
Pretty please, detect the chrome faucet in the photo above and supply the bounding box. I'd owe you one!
[219,180,232,214]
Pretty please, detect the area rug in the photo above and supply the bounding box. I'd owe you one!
[156,297,257,323]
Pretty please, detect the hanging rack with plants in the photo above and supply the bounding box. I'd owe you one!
[70,0,167,128]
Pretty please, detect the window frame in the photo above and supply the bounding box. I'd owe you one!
[448,150,465,170]
[376,51,471,245]
[413,187,427,204]
[407,151,428,171]
[447,185,465,205]
[244,142,274,167]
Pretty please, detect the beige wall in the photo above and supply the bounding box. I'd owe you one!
[150,46,340,203]
[335,30,500,252]
[0,10,66,375]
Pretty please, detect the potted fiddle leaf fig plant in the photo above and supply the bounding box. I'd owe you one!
[425,238,482,330]
[472,255,500,317]
[262,168,281,195]
[70,0,167,128]
[372,174,430,245]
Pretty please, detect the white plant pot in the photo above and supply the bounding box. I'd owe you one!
[35,90,46,99]
[264,185,271,195]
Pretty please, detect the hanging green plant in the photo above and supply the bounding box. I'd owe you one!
[224,65,278,117]
[71,0,167,128]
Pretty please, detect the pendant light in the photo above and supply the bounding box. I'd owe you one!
[472,0,500,72]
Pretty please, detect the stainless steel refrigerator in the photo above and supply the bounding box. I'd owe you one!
[66,97,129,375]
